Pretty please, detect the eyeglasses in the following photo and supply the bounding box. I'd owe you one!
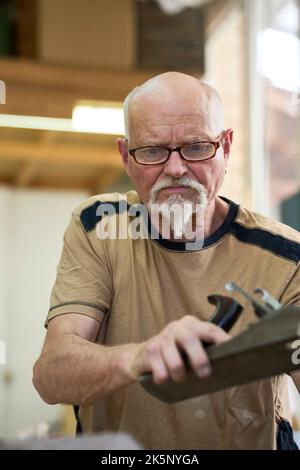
[128,141,222,165]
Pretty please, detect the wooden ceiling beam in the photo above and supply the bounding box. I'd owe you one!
[0,58,156,92]
[0,58,161,118]
[0,141,123,169]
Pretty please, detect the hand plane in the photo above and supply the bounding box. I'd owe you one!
[139,283,300,403]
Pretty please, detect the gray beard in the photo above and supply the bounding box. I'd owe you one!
[148,177,209,239]
[149,195,208,240]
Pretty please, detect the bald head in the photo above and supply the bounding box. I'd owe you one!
[123,72,224,139]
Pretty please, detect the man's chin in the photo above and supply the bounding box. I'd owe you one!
[158,196,196,207]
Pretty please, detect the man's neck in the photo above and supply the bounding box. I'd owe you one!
[201,196,230,239]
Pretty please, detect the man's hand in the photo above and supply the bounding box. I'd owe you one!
[122,315,230,385]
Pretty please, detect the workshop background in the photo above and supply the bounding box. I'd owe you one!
[0,0,299,442]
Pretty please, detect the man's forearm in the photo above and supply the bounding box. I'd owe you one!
[33,334,142,406]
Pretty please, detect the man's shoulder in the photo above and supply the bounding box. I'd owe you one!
[72,191,140,233]
[236,205,300,244]
[72,191,140,216]
[233,203,300,264]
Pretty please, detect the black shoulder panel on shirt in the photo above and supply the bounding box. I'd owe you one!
[80,200,129,232]
[230,222,300,264]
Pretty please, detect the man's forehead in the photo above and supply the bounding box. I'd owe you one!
[133,114,212,134]
[129,101,215,137]
[129,95,211,129]
[124,73,224,139]
[129,119,214,147]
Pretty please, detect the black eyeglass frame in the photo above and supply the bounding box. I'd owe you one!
[128,141,222,166]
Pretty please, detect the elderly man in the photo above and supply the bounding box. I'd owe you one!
[33,72,300,450]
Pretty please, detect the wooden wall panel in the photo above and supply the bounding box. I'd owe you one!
[38,0,136,69]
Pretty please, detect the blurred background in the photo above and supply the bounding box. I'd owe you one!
[0,0,299,442]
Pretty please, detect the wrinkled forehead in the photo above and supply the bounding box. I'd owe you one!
[130,83,208,117]
[127,86,222,140]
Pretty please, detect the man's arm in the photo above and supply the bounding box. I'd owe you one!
[33,313,230,406]
[33,314,142,406]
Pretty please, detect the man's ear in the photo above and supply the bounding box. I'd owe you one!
[223,128,233,159]
[116,137,130,174]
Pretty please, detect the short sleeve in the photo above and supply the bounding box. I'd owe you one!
[45,213,112,327]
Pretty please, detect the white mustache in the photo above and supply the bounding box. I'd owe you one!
[150,176,206,201]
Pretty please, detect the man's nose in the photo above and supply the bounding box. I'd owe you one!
[163,150,188,179]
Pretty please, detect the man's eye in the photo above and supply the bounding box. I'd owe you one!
[145,147,161,155]
[190,144,203,151]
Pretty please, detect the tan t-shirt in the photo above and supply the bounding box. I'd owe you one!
[46,191,300,449]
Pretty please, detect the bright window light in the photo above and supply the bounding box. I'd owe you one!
[0,114,75,132]
[72,101,125,135]
[260,28,300,92]
[0,101,125,135]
